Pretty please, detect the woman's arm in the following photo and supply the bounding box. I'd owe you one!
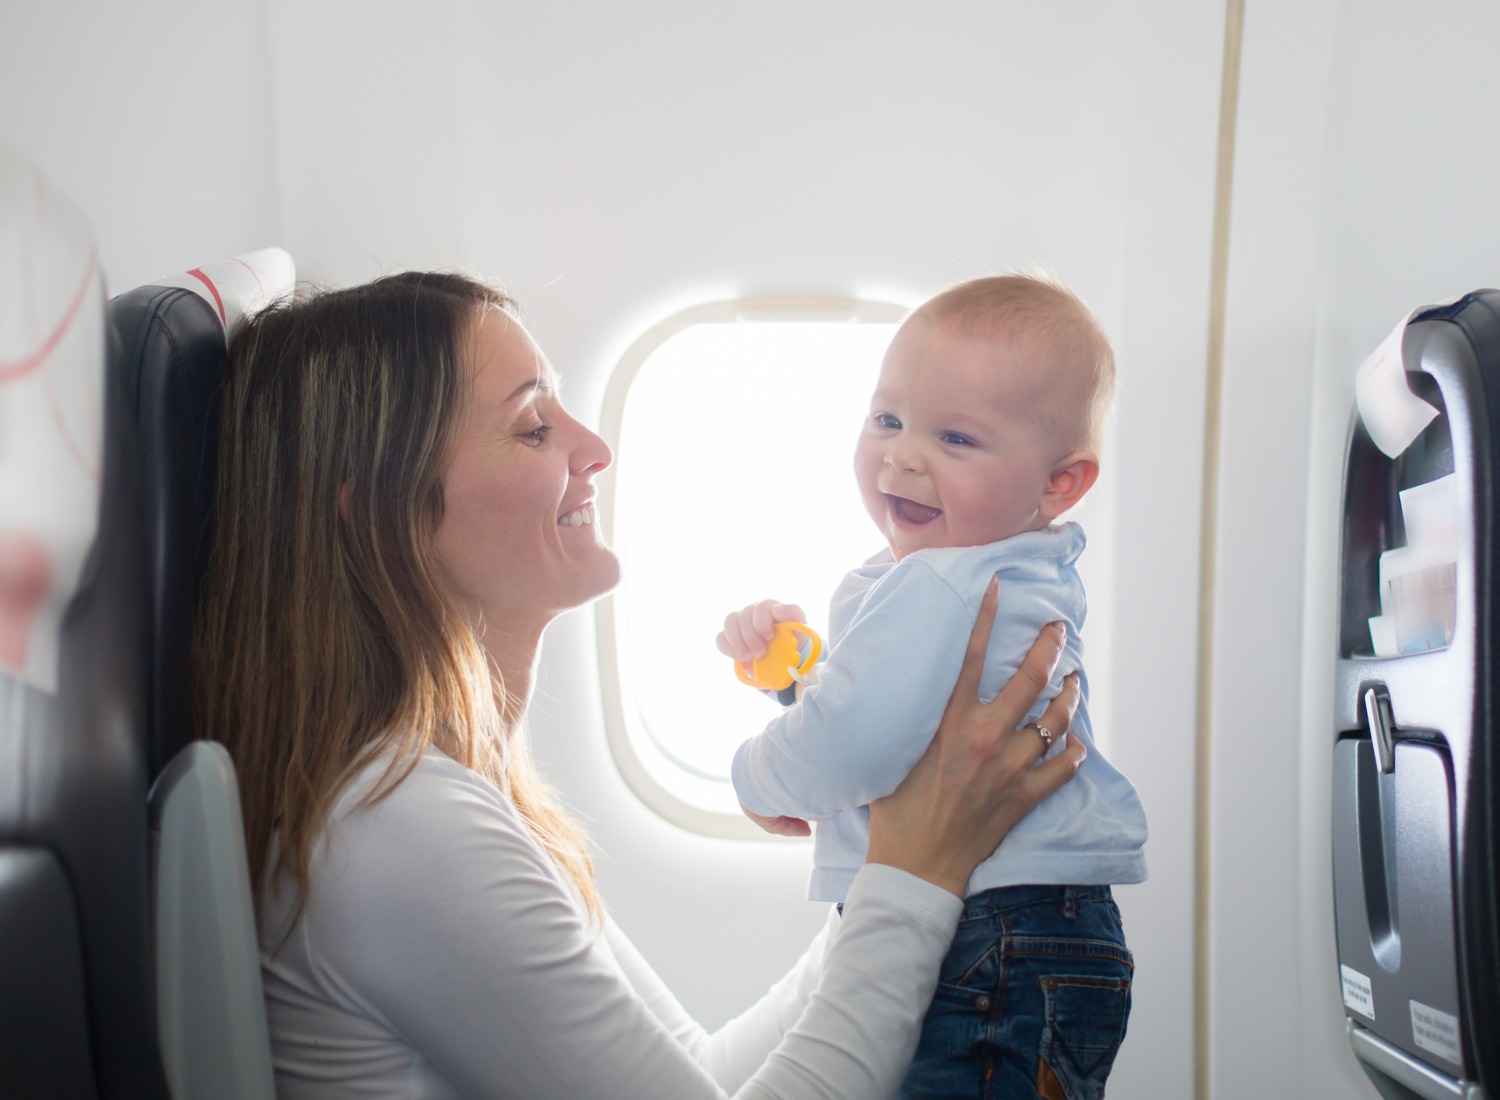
[602,870,958,1099]
[603,906,838,1094]
[736,865,961,1099]
[289,583,1081,1098]
[296,757,962,1099]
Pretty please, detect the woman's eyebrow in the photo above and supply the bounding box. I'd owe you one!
[502,377,555,404]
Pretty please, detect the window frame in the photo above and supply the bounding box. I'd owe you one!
[596,296,909,838]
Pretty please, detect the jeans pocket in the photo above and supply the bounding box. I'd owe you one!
[1037,972,1132,1100]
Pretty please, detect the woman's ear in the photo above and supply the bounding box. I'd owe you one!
[338,482,351,522]
[1038,452,1099,520]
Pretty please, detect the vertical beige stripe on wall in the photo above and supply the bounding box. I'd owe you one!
[1196,0,1245,1097]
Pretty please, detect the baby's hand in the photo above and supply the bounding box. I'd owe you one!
[741,803,811,838]
[716,599,807,663]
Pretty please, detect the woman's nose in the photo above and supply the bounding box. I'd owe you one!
[573,422,613,476]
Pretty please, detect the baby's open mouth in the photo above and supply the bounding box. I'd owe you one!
[886,494,942,525]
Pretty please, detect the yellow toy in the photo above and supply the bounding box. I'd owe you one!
[733,621,823,691]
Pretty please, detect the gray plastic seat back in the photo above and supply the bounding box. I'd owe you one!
[149,740,274,1100]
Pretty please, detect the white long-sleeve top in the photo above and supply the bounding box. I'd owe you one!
[732,523,1148,903]
[258,748,962,1099]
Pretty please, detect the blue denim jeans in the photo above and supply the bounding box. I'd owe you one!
[897,884,1133,1100]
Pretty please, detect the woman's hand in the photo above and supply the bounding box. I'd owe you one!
[866,578,1087,897]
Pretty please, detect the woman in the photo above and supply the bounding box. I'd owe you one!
[195,271,1087,1098]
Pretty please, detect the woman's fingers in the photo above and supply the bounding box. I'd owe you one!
[948,578,1000,707]
[987,618,1066,726]
[867,584,1090,897]
[1025,734,1088,800]
[1028,672,1081,754]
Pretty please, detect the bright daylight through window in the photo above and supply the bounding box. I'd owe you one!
[599,300,904,836]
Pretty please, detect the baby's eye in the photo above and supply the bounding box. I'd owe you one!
[940,431,975,447]
[873,413,901,430]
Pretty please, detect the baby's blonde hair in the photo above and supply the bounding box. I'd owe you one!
[919,272,1116,452]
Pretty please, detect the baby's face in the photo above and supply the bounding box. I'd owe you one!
[854,316,1067,560]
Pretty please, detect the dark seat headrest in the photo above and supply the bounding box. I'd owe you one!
[110,249,294,775]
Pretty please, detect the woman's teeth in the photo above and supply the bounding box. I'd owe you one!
[559,503,597,528]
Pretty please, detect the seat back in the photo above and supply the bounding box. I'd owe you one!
[1334,291,1500,1100]
[111,249,294,776]
[149,741,275,1100]
[0,144,167,1096]
[111,249,294,1098]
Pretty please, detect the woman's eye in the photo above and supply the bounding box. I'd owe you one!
[941,432,974,447]
[521,424,553,444]
[873,413,901,430]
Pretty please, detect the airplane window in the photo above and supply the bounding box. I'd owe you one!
[599,299,906,837]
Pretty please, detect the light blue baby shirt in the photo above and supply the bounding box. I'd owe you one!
[732,522,1148,903]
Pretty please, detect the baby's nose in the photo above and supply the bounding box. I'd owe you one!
[886,439,924,473]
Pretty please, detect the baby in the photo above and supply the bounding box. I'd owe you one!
[719,274,1147,1100]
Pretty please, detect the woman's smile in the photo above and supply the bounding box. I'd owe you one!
[558,500,598,528]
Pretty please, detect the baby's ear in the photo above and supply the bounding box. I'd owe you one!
[1038,452,1099,520]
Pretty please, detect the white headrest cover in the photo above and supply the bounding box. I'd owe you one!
[0,140,105,693]
[147,247,295,342]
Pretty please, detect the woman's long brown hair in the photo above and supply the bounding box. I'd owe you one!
[194,271,601,927]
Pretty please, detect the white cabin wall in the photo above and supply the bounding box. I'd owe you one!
[264,0,479,286]
[0,0,281,292]
[1101,4,1224,1096]
[1212,2,1346,1096]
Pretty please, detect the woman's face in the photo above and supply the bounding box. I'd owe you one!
[433,309,619,636]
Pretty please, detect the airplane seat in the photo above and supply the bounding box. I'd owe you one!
[110,249,294,777]
[148,741,276,1100]
[1335,292,1500,1100]
[0,146,168,1096]
[111,248,294,1100]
